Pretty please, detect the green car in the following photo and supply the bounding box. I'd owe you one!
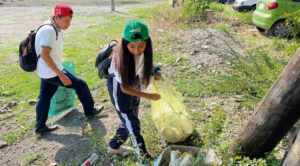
[253,0,300,38]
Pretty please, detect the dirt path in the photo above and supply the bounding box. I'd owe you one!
[0,0,166,49]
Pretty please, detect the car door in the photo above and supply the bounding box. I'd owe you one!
[287,0,300,14]
[287,0,300,29]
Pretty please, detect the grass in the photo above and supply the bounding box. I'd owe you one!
[24,153,39,164]
[0,3,173,166]
[216,23,234,34]
[1,1,300,165]
[210,2,226,13]
[108,0,168,1]
[7,0,167,2]
[139,2,297,165]
[0,14,125,146]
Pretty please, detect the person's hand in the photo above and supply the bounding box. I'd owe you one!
[59,74,72,86]
[150,93,161,101]
[155,70,161,77]
[154,70,161,80]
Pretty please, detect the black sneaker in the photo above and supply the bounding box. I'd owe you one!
[35,125,58,135]
[85,105,104,118]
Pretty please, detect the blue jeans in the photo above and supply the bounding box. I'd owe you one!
[35,69,94,131]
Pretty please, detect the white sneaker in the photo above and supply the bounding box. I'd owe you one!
[108,146,133,156]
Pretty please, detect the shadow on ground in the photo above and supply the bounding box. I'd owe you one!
[43,109,107,165]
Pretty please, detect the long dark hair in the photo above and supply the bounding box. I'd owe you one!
[111,36,153,88]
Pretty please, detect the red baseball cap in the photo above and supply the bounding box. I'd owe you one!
[49,4,73,18]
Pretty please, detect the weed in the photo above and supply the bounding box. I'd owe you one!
[24,153,39,164]
[183,0,211,21]
[216,23,233,34]
[222,10,254,25]
[209,2,225,13]
[283,40,300,57]
[1,130,19,144]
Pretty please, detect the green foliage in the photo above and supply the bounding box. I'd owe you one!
[213,48,286,107]
[0,129,27,144]
[191,106,282,166]
[222,150,281,166]
[209,2,225,13]
[286,10,300,37]
[1,2,296,165]
[24,153,39,164]
[201,109,226,149]
[223,10,254,25]
[183,0,211,20]
[216,23,233,34]
[283,40,300,57]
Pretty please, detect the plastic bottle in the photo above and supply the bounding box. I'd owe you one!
[81,153,98,166]
[179,155,193,166]
[170,151,180,161]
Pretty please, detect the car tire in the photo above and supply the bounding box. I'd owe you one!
[256,26,265,33]
[250,5,256,11]
[270,20,290,38]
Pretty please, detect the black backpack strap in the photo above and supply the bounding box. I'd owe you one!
[107,74,115,78]
[36,54,41,64]
[36,23,59,40]
[35,23,58,64]
[108,40,118,47]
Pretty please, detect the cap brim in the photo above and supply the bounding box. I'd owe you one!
[48,14,73,18]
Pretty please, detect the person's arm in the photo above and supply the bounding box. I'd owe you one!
[40,47,72,86]
[120,84,161,101]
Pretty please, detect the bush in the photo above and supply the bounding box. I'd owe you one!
[210,2,225,13]
[183,0,212,20]
[286,10,300,37]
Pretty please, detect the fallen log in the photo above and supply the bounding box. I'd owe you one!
[229,47,300,158]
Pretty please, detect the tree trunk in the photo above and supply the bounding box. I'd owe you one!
[229,48,300,158]
[280,124,300,166]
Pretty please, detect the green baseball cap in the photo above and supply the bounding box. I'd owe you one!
[123,19,149,42]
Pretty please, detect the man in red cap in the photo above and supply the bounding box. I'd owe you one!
[34,4,103,135]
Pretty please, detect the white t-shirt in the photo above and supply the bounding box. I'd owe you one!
[35,19,63,79]
[108,53,144,84]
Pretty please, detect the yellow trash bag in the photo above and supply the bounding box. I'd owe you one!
[151,77,195,142]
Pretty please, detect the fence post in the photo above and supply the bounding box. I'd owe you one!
[111,0,115,11]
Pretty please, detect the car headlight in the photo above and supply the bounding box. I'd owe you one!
[238,1,244,4]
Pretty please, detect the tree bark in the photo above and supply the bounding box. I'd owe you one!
[229,48,300,158]
[280,124,300,166]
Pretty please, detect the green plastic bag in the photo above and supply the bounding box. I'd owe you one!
[48,61,76,118]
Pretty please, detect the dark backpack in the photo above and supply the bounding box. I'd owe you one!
[19,24,58,72]
[95,40,118,79]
